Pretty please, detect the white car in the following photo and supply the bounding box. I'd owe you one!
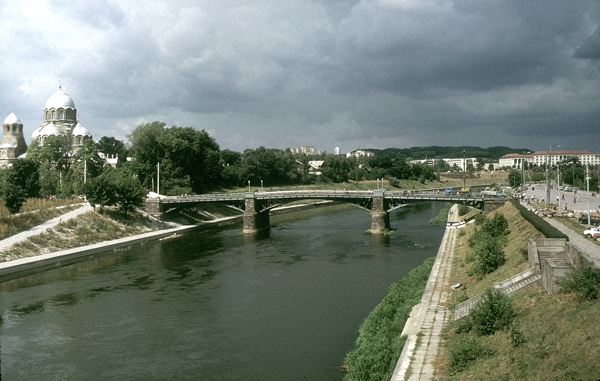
[583,226,600,240]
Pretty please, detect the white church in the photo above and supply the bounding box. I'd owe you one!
[1,86,93,167]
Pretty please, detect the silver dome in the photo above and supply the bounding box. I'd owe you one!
[45,88,75,109]
[3,112,21,125]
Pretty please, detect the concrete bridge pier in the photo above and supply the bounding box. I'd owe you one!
[370,190,391,234]
[243,192,270,234]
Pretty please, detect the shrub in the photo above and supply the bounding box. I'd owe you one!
[559,254,600,301]
[480,213,509,237]
[509,321,526,347]
[470,289,514,336]
[447,334,494,374]
[388,176,400,188]
[458,204,470,216]
[470,236,506,276]
[510,199,568,240]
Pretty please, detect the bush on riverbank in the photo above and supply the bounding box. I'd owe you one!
[342,256,435,381]
[510,199,568,240]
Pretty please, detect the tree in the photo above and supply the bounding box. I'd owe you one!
[507,169,522,188]
[128,122,221,194]
[84,174,118,211]
[112,170,146,215]
[84,168,145,214]
[0,159,41,214]
[10,159,40,198]
[97,136,128,166]
[321,154,351,183]
[71,140,105,195]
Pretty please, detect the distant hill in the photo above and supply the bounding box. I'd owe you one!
[360,146,531,161]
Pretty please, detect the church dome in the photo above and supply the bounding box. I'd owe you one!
[40,122,61,136]
[31,127,42,140]
[3,112,21,125]
[72,122,91,136]
[45,87,75,109]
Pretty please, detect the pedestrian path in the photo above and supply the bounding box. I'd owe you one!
[543,217,600,265]
[390,205,460,381]
[0,203,93,252]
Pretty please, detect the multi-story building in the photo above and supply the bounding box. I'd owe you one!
[290,146,321,155]
[346,149,374,158]
[500,150,600,168]
[410,157,477,171]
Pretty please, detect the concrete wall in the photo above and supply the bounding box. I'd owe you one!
[542,258,571,294]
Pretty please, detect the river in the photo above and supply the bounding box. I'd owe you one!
[0,202,446,380]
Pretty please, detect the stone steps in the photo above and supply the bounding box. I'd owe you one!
[453,270,542,321]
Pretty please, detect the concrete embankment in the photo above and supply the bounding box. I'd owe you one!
[390,204,464,381]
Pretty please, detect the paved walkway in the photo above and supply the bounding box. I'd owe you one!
[542,217,600,265]
[0,204,93,252]
[390,205,461,381]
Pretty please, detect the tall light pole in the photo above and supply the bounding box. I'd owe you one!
[545,147,551,205]
[587,164,591,227]
[157,162,160,196]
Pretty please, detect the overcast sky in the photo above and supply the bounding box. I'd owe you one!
[1,0,599,154]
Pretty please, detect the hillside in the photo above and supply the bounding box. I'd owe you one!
[435,202,600,380]
[363,146,531,160]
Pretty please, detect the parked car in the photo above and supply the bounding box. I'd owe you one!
[579,213,600,226]
[583,226,600,240]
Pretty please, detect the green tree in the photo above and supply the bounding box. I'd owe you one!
[10,159,40,198]
[97,136,128,166]
[0,159,41,213]
[2,182,26,213]
[84,174,118,211]
[71,140,105,195]
[507,169,521,188]
[321,154,351,183]
[128,122,221,194]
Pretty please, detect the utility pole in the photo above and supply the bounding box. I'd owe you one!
[587,164,591,227]
[157,162,160,196]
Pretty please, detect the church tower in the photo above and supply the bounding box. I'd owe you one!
[0,112,28,167]
[31,86,92,151]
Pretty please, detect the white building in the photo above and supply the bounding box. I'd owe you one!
[498,153,534,168]
[500,150,600,168]
[410,157,477,171]
[291,146,321,155]
[346,149,375,158]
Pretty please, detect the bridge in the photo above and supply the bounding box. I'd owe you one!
[144,190,507,234]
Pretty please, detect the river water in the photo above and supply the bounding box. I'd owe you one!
[0,202,446,380]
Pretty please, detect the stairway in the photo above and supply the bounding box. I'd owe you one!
[453,268,542,321]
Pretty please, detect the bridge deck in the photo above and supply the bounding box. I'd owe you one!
[156,190,486,206]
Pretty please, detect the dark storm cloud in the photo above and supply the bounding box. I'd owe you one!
[1,0,599,153]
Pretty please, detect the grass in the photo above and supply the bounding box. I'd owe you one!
[436,202,600,380]
[0,198,81,240]
[0,209,171,262]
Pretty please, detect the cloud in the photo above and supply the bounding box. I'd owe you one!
[0,0,599,154]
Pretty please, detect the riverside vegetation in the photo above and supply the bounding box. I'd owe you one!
[437,201,600,380]
[342,256,435,381]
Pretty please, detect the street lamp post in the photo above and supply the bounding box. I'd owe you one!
[587,164,591,227]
